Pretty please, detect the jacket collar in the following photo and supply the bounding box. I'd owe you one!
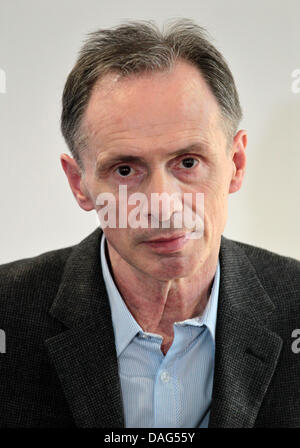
[46,227,124,428]
[208,235,283,427]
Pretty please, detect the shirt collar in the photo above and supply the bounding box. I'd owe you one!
[100,232,220,357]
[101,233,142,356]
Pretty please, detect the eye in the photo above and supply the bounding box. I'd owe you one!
[179,157,199,169]
[116,165,133,177]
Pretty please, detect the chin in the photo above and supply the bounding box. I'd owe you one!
[147,257,194,281]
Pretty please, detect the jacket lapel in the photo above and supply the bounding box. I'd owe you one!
[209,236,283,428]
[45,227,125,428]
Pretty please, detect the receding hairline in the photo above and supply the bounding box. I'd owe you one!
[77,58,233,164]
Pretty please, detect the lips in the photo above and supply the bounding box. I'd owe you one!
[145,233,186,243]
[142,233,190,253]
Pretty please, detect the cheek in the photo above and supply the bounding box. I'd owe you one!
[197,178,229,228]
[201,164,231,201]
[103,228,135,263]
[196,179,225,208]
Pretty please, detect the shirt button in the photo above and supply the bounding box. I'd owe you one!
[139,333,148,339]
[160,371,170,383]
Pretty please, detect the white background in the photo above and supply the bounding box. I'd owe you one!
[0,0,299,263]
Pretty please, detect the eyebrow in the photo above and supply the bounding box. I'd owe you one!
[170,144,207,158]
[95,143,207,175]
[96,155,145,176]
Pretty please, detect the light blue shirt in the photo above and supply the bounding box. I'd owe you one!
[100,233,220,428]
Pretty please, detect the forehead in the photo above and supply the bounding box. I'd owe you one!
[82,60,223,158]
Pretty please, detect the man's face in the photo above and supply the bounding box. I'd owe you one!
[70,60,246,280]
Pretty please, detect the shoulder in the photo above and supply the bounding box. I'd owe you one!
[0,245,77,426]
[228,237,300,278]
[222,236,300,312]
[0,245,74,324]
[0,245,73,290]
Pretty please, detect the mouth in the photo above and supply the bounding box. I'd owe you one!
[141,233,190,253]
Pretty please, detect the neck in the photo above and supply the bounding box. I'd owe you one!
[106,240,219,354]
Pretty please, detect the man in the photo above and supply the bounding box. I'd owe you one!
[0,19,299,428]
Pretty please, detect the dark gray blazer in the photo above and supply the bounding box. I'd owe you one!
[0,227,299,427]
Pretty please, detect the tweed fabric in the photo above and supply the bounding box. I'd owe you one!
[0,227,299,427]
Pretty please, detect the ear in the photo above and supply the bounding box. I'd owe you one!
[229,130,247,194]
[60,153,94,211]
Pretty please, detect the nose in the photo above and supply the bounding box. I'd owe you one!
[142,168,183,226]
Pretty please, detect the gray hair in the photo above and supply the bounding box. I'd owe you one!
[61,18,242,168]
